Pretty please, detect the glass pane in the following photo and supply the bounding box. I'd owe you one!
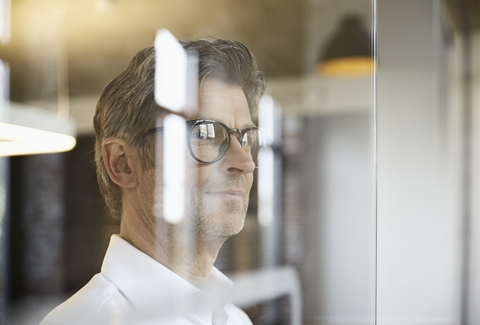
[376,0,480,324]
[0,1,378,324]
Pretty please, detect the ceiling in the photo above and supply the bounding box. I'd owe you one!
[445,0,480,31]
[0,0,478,113]
[0,0,305,103]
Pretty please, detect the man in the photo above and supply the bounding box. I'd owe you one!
[40,38,266,324]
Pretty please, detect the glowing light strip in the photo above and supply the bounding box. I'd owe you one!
[258,148,274,227]
[258,95,275,227]
[163,114,186,223]
[0,57,76,156]
[0,122,76,156]
[0,0,11,44]
[155,29,188,113]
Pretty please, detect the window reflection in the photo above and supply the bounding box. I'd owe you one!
[0,1,395,325]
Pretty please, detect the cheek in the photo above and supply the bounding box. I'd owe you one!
[185,162,207,202]
[246,173,254,192]
[137,170,158,216]
[188,161,211,183]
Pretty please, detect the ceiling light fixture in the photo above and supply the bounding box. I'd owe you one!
[316,15,375,77]
[0,102,76,156]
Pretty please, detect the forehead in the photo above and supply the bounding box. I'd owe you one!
[196,79,253,127]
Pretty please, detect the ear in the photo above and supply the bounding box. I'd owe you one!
[102,138,139,189]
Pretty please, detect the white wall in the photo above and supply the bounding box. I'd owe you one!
[468,31,480,325]
[301,112,376,325]
[377,1,463,324]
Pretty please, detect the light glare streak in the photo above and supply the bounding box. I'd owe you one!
[0,122,76,156]
[257,94,275,227]
[259,95,275,137]
[155,29,188,113]
[163,114,186,223]
[0,0,10,44]
[258,148,274,227]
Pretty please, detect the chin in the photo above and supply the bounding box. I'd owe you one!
[197,212,246,239]
[192,196,249,239]
[220,219,245,237]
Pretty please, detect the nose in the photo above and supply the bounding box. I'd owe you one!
[220,136,256,174]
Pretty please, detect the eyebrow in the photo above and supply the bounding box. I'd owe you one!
[146,119,258,135]
[195,117,257,129]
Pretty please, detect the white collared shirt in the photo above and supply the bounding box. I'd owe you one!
[40,235,252,325]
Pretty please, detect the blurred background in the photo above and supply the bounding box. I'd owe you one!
[0,0,479,324]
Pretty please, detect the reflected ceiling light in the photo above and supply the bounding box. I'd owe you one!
[257,95,275,227]
[316,15,375,77]
[0,102,76,156]
[162,114,186,224]
[0,0,10,44]
[94,0,115,12]
[155,29,188,113]
[155,29,198,115]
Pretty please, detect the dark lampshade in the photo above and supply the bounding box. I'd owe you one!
[316,15,375,76]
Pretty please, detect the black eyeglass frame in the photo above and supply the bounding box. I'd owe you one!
[146,119,266,165]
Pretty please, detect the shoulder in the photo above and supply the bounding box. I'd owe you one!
[40,274,131,325]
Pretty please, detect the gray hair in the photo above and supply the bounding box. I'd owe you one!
[94,39,266,219]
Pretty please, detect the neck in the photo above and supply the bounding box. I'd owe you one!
[119,211,228,288]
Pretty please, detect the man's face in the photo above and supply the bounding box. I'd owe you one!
[147,79,256,240]
[187,79,256,239]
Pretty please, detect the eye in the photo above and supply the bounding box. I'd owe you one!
[192,130,207,140]
[191,123,216,140]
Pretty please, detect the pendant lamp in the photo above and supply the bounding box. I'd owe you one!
[316,15,375,77]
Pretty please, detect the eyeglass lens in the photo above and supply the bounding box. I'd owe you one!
[189,121,265,165]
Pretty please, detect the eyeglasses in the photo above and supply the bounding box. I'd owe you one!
[147,119,269,166]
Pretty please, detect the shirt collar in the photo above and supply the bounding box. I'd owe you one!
[101,235,235,323]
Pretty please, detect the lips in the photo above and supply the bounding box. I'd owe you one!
[205,189,245,200]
